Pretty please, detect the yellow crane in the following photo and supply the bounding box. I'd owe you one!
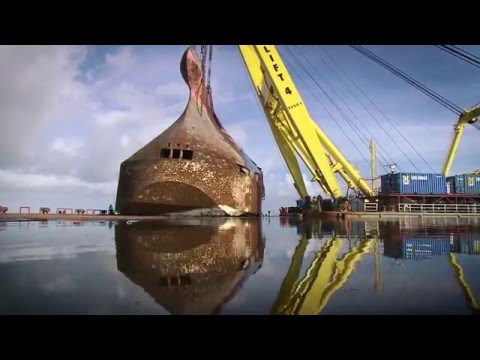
[270,225,374,315]
[442,103,480,176]
[238,45,374,204]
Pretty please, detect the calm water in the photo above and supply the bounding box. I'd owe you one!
[1,216,479,315]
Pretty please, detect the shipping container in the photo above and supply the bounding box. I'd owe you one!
[348,198,364,212]
[452,233,480,255]
[446,175,466,194]
[380,173,447,195]
[446,174,480,195]
[464,174,480,195]
[402,236,451,259]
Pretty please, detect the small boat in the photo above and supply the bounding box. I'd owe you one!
[115,46,264,216]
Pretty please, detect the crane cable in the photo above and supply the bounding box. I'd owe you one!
[351,45,463,116]
[435,45,480,70]
[198,45,214,115]
[320,46,436,173]
[280,46,371,168]
[291,46,375,163]
[206,45,214,109]
[311,46,419,173]
[292,45,396,171]
[354,45,480,156]
[318,47,431,173]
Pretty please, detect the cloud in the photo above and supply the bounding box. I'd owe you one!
[223,123,248,148]
[105,46,135,70]
[0,45,88,168]
[50,138,84,157]
[0,169,116,195]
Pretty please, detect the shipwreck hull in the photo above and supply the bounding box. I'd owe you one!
[115,46,264,216]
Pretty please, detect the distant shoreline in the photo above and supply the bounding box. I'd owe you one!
[0,213,168,221]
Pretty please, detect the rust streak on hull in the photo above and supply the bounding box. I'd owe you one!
[115,46,264,216]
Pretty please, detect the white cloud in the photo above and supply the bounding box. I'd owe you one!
[0,169,116,194]
[96,109,135,126]
[154,82,189,99]
[120,134,130,148]
[223,123,247,148]
[0,45,88,167]
[50,138,84,157]
[105,46,135,70]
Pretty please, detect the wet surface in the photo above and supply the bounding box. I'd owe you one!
[0,216,479,315]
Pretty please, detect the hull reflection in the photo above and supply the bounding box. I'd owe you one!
[115,219,264,314]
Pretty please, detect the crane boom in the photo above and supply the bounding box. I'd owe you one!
[442,103,480,176]
[238,45,373,201]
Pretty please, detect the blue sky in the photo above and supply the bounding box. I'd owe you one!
[1,45,479,214]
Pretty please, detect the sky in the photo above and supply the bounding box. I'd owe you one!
[1,45,479,214]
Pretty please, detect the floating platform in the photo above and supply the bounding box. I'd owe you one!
[115,46,264,217]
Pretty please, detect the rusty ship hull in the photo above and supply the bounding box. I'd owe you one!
[115,46,264,216]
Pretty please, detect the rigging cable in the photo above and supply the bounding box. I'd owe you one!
[279,46,371,168]
[291,46,372,153]
[434,46,480,133]
[350,45,463,115]
[304,45,406,171]
[319,46,437,172]
[206,45,214,109]
[435,45,480,69]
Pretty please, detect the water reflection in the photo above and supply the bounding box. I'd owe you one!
[271,219,375,315]
[379,218,480,314]
[1,215,479,315]
[114,218,264,315]
[272,217,480,315]
[380,219,480,260]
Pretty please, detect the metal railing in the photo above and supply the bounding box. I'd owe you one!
[398,203,479,213]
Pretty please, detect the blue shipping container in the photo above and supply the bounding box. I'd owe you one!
[380,173,447,195]
[380,175,391,195]
[446,175,466,194]
[446,174,480,195]
[402,236,451,259]
[455,233,480,255]
[464,174,480,195]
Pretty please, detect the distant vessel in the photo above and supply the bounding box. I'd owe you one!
[115,46,264,216]
[115,219,264,314]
